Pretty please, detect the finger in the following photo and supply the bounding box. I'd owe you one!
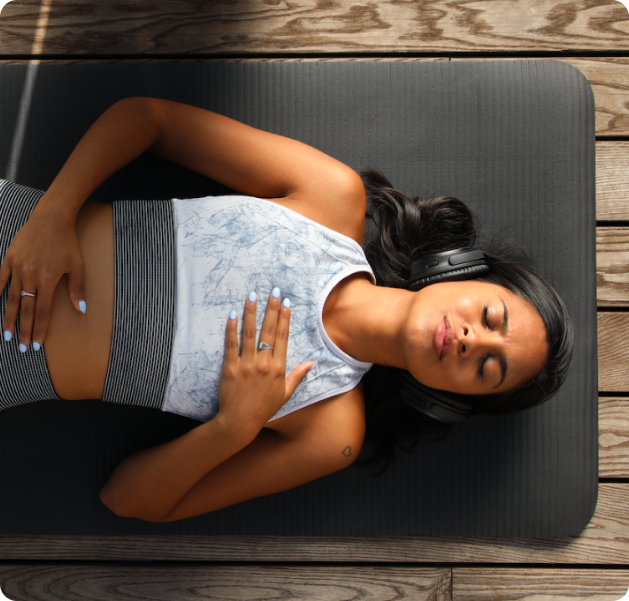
[17,284,37,352]
[272,297,292,360]
[241,291,258,359]
[224,310,239,361]
[258,287,282,350]
[2,277,22,343]
[284,362,316,402]
[0,259,11,296]
[68,258,87,314]
[31,286,55,349]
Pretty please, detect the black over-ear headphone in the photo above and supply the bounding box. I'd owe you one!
[398,370,475,423]
[408,247,494,291]
[400,247,499,423]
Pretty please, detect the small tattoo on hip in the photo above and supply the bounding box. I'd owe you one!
[342,446,352,457]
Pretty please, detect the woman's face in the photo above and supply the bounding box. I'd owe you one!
[405,280,547,395]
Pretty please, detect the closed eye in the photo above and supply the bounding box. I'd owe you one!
[478,354,490,379]
[483,305,490,329]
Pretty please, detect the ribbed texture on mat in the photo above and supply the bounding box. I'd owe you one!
[101,200,176,410]
[0,179,61,409]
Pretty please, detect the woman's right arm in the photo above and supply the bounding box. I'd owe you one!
[1,97,365,351]
[41,96,365,227]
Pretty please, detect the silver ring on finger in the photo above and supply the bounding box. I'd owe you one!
[258,342,274,351]
[21,290,36,297]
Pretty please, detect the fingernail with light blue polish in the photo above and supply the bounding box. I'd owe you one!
[4,331,11,342]
[249,291,257,303]
[79,300,86,314]
[272,287,280,298]
[283,298,291,308]
[33,341,40,351]
[19,343,27,353]
[229,311,237,320]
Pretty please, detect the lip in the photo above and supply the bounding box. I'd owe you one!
[434,317,454,360]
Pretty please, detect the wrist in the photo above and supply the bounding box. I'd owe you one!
[213,410,263,446]
[34,190,82,226]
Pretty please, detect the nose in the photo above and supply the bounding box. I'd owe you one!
[458,324,502,356]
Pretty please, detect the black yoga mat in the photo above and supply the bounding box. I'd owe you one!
[0,61,596,538]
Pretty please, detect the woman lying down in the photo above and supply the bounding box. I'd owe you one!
[0,98,573,522]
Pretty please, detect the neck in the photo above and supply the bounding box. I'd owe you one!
[322,275,414,369]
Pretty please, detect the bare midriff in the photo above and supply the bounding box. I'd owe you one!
[44,201,115,401]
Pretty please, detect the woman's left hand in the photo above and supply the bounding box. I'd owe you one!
[216,289,315,436]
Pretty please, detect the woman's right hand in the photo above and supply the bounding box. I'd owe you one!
[0,203,86,351]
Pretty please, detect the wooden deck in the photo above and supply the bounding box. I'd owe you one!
[1,1,629,599]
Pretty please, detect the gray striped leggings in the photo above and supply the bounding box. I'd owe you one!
[0,179,176,412]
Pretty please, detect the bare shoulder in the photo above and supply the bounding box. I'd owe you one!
[268,165,367,245]
[266,383,366,464]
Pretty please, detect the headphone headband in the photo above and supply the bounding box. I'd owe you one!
[408,247,498,291]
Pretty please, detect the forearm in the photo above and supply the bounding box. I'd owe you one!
[99,414,259,522]
[36,97,163,225]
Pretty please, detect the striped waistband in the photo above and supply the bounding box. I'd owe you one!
[101,200,176,410]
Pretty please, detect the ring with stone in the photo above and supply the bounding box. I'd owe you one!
[258,342,274,351]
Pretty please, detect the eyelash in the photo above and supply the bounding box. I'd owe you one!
[479,306,491,379]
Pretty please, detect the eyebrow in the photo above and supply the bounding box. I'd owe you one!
[494,299,509,389]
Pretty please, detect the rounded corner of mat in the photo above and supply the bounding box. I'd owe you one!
[555,487,599,539]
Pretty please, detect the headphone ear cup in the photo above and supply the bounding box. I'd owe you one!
[409,264,490,291]
[398,371,475,423]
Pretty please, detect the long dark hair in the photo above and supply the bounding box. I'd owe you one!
[357,168,574,473]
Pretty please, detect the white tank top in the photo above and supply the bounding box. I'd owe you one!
[162,195,374,422]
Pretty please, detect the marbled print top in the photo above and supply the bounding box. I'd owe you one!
[162,195,375,423]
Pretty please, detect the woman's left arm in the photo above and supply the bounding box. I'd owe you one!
[154,387,365,523]
[98,290,363,522]
[100,387,363,523]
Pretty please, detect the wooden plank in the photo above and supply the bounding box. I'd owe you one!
[0,565,451,601]
[0,484,625,564]
[453,568,629,600]
[600,397,629,478]
[597,142,629,221]
[560,59,629,137]
[597,227,629,307]
[0,0,628,55]
[598,313,629,392]
[0,57,450,64]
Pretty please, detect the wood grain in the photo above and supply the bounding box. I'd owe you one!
[598,313,629,391]
[0,0,628,55]
[600,397,629,477]
[560,59,629,137]
[597,227,629,306]
[0,484,624,564]
[453,568,629,600]
[597,142,629,221]
[0,566,452,601]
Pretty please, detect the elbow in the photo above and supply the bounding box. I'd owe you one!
[99,486,170,523]
[98,485,133,518]
[109,97,164,135]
